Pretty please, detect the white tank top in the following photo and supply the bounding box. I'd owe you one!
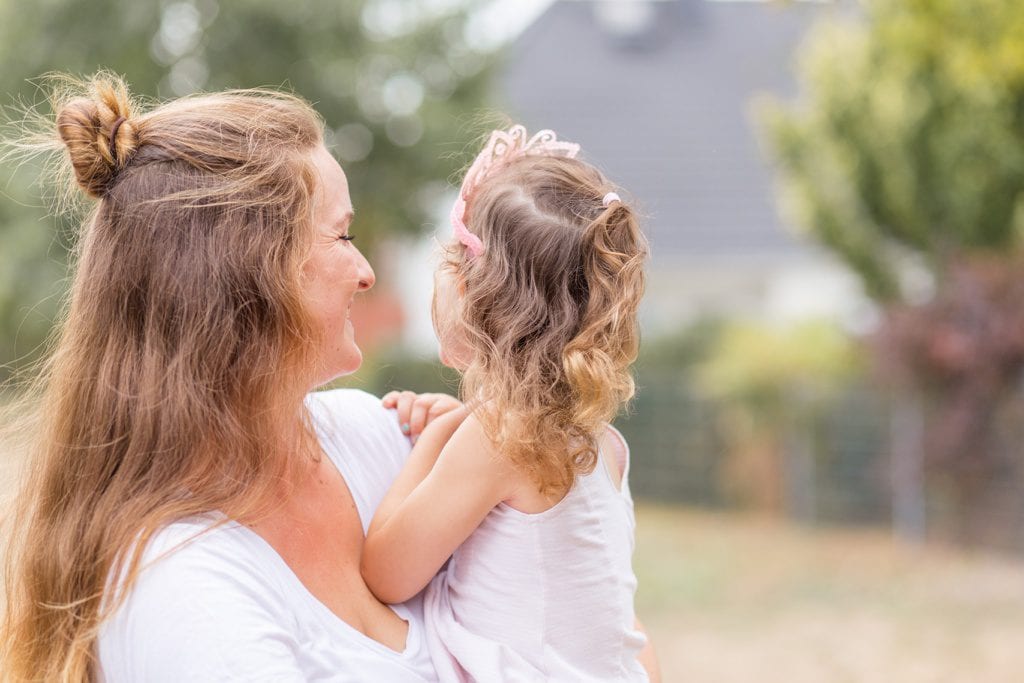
[422,426,649,682]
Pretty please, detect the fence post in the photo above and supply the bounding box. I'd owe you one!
[890,394,926,542]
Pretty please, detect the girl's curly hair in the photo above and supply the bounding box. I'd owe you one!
[448,154,647,497]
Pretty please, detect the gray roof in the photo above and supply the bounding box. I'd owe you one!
[499,0,834,262]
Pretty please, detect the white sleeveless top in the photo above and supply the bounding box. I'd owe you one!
[422,426,649,682]
[98,389,437,682]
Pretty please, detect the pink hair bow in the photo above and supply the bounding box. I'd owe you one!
[451,124,580,257]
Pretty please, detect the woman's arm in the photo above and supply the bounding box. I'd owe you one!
[361,414,515,604]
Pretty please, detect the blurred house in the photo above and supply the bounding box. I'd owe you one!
[497,0,867,334]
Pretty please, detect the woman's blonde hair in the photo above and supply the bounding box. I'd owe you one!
[1,73,325,681]
[450,154,647,497]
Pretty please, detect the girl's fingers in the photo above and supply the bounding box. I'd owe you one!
[394,391,417,436]
[409,398,430,437]
[384,390,464,437]
[426,395,461,419]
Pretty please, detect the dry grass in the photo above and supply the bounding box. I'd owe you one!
[634,504,1024,683]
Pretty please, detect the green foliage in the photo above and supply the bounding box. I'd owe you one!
[760,0,1024,302]
[696,318,862,422]
[635,316,723,376]
[342,350,461,397]
[694,319,865,514]
[0,0,493,375]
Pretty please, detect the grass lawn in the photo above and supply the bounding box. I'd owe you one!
[634,504,1024,682]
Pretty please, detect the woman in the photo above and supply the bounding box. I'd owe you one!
[0,74,459,681]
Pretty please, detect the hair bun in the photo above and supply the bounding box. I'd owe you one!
[56,77,138,198]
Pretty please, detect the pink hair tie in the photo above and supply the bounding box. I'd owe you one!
[602,192,620,207]
[451,196,484,258]
[451,124,580,257]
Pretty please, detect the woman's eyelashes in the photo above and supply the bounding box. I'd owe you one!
[337,233,356,243]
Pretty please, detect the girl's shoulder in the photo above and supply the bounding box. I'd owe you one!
[498,423,632,514]
[600,424,631,490]
[439,412,511,478]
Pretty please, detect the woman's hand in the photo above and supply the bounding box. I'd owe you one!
[382,391,465,441]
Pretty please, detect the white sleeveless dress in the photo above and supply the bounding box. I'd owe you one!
[422,426,649,682]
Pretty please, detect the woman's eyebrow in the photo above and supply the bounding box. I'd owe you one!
[336,210,355,230]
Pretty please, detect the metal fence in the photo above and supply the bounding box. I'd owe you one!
[362,353,1024,553]
[617,373,1024,553]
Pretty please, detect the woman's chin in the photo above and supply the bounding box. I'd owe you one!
[337,353,364,378]
[313,350,363,387]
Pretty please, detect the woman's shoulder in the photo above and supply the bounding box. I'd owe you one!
[139,515,253,558]
[121,517,283,604]
[98,519,304,679]
[307,388,409,466]
[306,388,413,521]
[307,388,405,444]
[307,387,388,423]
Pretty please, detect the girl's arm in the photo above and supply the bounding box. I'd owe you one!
[635,617,662,683]
[367,406,467,530]
[361,413,515,604]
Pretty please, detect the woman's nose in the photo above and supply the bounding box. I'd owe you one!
[356,250,375,291]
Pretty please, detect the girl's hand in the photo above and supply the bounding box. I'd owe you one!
[382,391,465,441]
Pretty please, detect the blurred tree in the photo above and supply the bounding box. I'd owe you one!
[875,256,1024,467]
[873,254,1024,540]
[761,0,1024,540]
[696,319,861,519]
[0,0,493,377]
[762,0,1024,302]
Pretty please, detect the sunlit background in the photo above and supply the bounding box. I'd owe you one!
[2,0,1024,680]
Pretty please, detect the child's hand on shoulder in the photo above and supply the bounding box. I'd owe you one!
[382,390,466,442]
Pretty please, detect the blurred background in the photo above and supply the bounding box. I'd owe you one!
[2,0,1024,680]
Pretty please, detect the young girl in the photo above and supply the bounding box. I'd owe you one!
[363,125,656,682]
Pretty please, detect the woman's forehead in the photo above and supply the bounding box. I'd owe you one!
[312,145,352,217]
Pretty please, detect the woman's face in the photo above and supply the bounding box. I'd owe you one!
[304,145,375,385]
[431,255,473,370]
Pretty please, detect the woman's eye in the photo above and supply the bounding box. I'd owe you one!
[338,234,356,243]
